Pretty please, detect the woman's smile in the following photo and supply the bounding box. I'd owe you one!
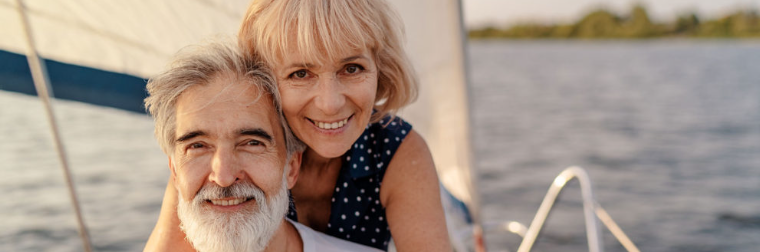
[307,115,353,130]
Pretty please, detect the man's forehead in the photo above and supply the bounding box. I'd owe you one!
[180,76,262,106]
[174,78,281,139]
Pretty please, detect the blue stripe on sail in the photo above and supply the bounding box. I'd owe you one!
[0,49,148,114]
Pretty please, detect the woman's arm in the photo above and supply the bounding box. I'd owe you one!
[380,129,452,251]
[143,175,197,252]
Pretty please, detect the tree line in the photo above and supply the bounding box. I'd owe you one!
[469,5,760,39]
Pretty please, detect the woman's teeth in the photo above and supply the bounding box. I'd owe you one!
[210,198,246,206]
[315,118,349,130]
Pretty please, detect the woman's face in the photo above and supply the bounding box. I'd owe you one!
[274,45,378,159]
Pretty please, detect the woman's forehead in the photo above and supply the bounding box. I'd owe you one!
[278,42,372,66]
[270,22,376,64]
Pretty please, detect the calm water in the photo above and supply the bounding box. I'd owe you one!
[2,40,759,251]
[470,40,760,252]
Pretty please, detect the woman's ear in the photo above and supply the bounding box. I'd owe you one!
[285,151,302,189]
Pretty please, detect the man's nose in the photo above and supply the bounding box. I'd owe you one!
[209,147,242,187]
[314,76,346,115]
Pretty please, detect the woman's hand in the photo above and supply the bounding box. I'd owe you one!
[380,129,452,251]
[143,174,197,252]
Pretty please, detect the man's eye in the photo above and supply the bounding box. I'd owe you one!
[246,140,262,146]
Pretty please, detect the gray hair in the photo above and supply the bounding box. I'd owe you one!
[144,39,304,158]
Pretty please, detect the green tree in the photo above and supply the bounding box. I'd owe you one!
[620,5,656,37]
[504,24,554,38]
[468,26,505,38]
[728,11,760,36]
[674,13,700,35]
[575,10,621,38]
[551,24,576,38]
[697,16,731,37]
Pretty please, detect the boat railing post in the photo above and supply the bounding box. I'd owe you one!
[516,166,603,252]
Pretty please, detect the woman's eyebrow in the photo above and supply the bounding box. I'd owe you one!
[341,55,367,63]
[286,62,315,69]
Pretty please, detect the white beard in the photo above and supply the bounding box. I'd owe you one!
[177,177,289,252]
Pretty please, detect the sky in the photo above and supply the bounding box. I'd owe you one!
[462,0,760,28]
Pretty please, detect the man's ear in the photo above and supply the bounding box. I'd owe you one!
[285,151,302,189]
[168,156,177,179]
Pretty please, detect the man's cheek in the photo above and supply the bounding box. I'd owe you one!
[177,157,209,200]
[173,171,194,202]
[180,177,202,202]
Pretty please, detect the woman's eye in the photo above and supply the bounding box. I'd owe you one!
[346,65,358,73]
[189,143,204,149]
[289,70,308,79]
[344,64,364,74]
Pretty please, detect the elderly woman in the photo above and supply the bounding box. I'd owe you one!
[145,0,450,251]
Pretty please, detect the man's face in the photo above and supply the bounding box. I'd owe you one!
[169,75,298,252]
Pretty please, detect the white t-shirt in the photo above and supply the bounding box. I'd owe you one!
[289,220,383,252]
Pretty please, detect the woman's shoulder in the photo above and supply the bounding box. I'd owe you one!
[368,116,428,164]
[341,115,413,179]
[367,116,412,141]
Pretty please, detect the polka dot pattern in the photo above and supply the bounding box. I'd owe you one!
[286,116,411,251]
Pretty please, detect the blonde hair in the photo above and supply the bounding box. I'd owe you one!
[238,0,418,122]
[144,39,304,156]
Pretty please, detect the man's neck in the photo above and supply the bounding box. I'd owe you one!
[265,219,303,252]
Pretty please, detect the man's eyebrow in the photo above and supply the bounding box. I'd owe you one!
[176,130,205,143]
[240,128,273,143]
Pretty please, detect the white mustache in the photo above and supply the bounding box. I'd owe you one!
[193,182,266,206]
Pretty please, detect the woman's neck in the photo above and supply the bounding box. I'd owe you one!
[302,148,341,174]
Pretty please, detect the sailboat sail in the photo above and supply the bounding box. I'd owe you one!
[386,0,484,249]
[0,0,251,112]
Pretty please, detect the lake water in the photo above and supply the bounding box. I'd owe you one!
[469,40,760,252]
[2,40,759,251]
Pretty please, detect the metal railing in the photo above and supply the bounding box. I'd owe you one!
[517,166,603,252]
[516,166,640,252]
[471,166,640,252]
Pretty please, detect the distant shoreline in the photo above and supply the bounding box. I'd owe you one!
[469,5,760,39]
[467,37,760,42]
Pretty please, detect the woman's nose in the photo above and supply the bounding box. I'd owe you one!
[208,147,242,187]
[314,76,346,115]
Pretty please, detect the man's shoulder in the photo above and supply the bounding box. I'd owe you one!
[289,220,383,252]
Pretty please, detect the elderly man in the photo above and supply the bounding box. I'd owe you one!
[143,40,381,252]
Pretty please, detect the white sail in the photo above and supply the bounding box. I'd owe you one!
[0,0,249,78]
[386,0,483,249]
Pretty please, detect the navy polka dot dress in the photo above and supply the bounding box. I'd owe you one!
[287,116,411,251]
